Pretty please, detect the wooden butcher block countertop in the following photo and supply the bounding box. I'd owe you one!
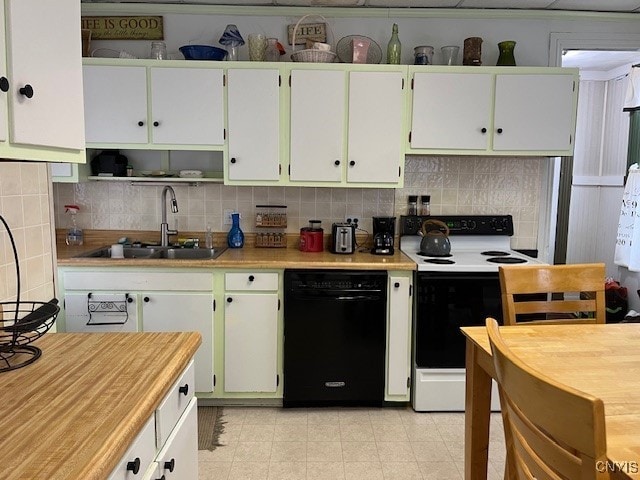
[0,332,201,480]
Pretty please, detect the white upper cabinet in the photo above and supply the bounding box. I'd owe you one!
[289,66,405,187]
[150,67,224,145]
[0,0,84,162]
[408,67,578,156]
[289,69,345,183]
[347,71,404,184]
[83,65,148,144]
[83,61,224,148]
[492,73,576,152]
[410,72,493,150]
[227,68,281,182]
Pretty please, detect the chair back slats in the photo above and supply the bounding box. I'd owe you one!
[499,263,606,326]
[486,318,609,480]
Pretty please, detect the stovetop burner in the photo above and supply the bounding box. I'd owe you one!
[481,250,510,256]
[486,257,527,264]
[416,251,453,258]
[423,258,455,265]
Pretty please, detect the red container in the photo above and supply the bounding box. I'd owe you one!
[299,220,324,252]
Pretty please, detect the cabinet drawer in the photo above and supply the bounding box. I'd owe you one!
[156,360,195,448]
[107,415,156,480]
[64,271,213,291]
[225,272,278,291]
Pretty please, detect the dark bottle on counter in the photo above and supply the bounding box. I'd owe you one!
[420,195,431,216]
[407,195,418,215]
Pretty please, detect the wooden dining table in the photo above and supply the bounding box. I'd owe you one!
[461,323,640,480]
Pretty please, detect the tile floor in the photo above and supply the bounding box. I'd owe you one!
[198,406,506,480]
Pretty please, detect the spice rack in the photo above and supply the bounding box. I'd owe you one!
[255,205,287,248]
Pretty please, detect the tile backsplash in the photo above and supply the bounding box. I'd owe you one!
[0,161,55,303]
[53,156,543,250]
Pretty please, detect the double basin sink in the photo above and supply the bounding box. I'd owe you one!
[76,245,227,260]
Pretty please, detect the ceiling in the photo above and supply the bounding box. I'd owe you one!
[85,0,640,12]
[562,50,640,71]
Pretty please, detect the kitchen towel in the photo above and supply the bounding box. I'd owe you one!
[615,164,640,271]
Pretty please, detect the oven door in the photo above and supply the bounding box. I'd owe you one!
[415,272,502,368]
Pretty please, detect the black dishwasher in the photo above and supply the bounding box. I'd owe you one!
[283,270,387,407]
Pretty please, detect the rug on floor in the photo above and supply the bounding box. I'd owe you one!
[197,406,225,451]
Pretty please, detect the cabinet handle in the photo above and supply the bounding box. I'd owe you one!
[138,121,145,127]
[19,84,33,98]
[248,275,255,282]
[127,296,133,303]
[496,128,503,134]
[0,77,8,93]
[481,127,487,133]
[163,459,175,472]
[144,296,150,303]
[334,160,340,166]
[394,282,400,288]
[230,157,237,164]
[126,458,141,474]
[153,121,160,127]
[349,160,356,166]
[178,384,189,396]
[227,297,233,303]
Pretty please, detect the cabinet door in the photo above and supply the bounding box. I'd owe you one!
[227,68,280,181]
[155,398,198,480]
[142,293,214,393]
[493,74,576,151]
[0,4,7,144]
[289,69,345,183]
[387,276,411,397]
[347,71,404,184]
[107,415,156,480]
[411,72,492,150]
[6,0,84,149]
[63,292,138,333]
[83,65,148,144]
[150,67,224,145]
[224,293,278,392]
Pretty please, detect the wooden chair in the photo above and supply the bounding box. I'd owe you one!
[486,318,609,480]
[499,263,606,326]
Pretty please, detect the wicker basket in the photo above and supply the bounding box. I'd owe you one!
[290,14,337,63]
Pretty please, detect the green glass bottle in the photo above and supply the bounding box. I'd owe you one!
[387,23,401,65]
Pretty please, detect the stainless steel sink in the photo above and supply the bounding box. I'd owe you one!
[77,246,163,259]
[162,248,223,259]
[74,245,226,260]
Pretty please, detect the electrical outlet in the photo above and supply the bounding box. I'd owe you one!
[224,209,234,225]
[346,216,360,226]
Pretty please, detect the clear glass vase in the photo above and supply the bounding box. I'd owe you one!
[227,213,245,248]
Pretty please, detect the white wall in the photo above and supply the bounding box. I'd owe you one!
[84,5,640,66]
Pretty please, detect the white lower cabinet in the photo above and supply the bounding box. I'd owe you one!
[59,269,215,393]
[386,272,413,401]
[223,271,280,393]
[108,361,198,480]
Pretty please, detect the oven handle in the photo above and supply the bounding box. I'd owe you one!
[289,293,383,301]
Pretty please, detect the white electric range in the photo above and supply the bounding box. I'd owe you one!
[399,215,545,411]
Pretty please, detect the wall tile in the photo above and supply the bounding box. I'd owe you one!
[0,161,54,304]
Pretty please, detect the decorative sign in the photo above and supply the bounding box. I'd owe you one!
[81,16,164,40]
[287,22,326,45]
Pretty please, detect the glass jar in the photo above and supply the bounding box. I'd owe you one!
[407,195,418,215]
[150,41,167,60]
[420,195,431,216]
[265,38,280,62]
[414,46,434,65]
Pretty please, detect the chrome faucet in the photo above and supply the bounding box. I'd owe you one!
[160,186,178,247]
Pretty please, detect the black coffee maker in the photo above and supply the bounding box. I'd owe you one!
[371,216,396,255]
